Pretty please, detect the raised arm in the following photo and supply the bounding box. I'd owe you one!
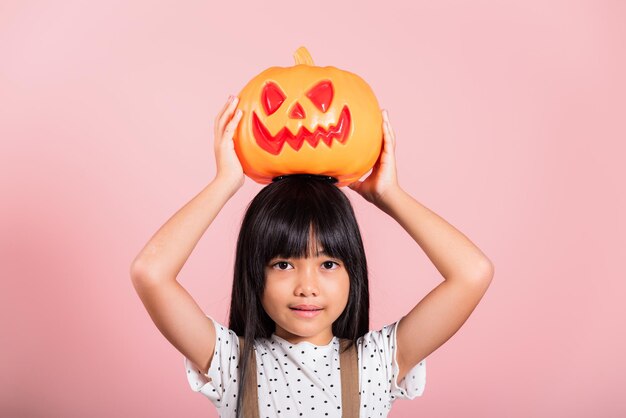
[349,109,494,383]
[130,95,244,375]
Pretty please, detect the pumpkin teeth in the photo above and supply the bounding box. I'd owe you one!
[252,106,351,155]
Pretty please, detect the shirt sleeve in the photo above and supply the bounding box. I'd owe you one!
[182,314,241,407]
[371,316,427,401]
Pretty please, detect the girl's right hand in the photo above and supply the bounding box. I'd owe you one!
[213,95,245,190]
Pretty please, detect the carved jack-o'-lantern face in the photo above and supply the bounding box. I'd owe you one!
[233,46,383,187]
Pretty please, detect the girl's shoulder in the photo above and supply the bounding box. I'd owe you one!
[355,318,427,400]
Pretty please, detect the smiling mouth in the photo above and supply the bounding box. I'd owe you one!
[290,308,323,318]
[252,106,351,155]
[290,308,323,311]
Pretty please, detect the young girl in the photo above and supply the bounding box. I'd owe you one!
[130,95,494,418]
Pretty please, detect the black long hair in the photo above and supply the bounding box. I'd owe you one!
[228,174,370,417]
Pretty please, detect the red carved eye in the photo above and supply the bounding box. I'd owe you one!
[261,82,286,115]
[306,80,334,113]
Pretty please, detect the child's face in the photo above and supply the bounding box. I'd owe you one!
[262,248,350,346]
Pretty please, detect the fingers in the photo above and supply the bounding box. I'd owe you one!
[215,95,240,138]
[223,107,243,140]
[381,109,396,151]
[214,95,233,128]
[218,95,234,119]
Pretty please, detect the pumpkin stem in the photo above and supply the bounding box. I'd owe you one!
[293,46,315,66]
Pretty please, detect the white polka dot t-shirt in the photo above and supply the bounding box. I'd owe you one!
[184,315,426,417]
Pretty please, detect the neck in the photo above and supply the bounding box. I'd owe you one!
[273,326,334,346]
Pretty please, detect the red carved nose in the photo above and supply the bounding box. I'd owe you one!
[288,102,306,119]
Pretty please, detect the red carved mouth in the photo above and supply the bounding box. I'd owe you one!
[252,106,351,155]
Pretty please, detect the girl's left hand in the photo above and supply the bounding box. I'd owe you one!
[348,109,400,207]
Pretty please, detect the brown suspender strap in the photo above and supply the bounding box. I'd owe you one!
[238,336,360,418]
[339,338,360,418]
[238,336,260,418]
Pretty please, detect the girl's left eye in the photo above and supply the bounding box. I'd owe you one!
[322,261,340,270]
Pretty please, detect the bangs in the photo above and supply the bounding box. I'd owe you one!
[247,179,355,266]
[259,209,348,264]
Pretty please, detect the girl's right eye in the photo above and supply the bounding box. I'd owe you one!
[272,261,292,270]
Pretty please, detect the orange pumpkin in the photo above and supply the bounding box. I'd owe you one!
[233,46,383,187]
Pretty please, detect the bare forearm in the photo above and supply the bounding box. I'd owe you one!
[130,177,241,282]
[377,186,493,282]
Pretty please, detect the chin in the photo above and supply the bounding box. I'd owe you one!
[286,323,323,335]
[280,319,328,336]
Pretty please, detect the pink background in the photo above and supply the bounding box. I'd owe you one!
[1,0,624,416]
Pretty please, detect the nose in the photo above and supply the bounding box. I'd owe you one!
[294,266,319,297]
